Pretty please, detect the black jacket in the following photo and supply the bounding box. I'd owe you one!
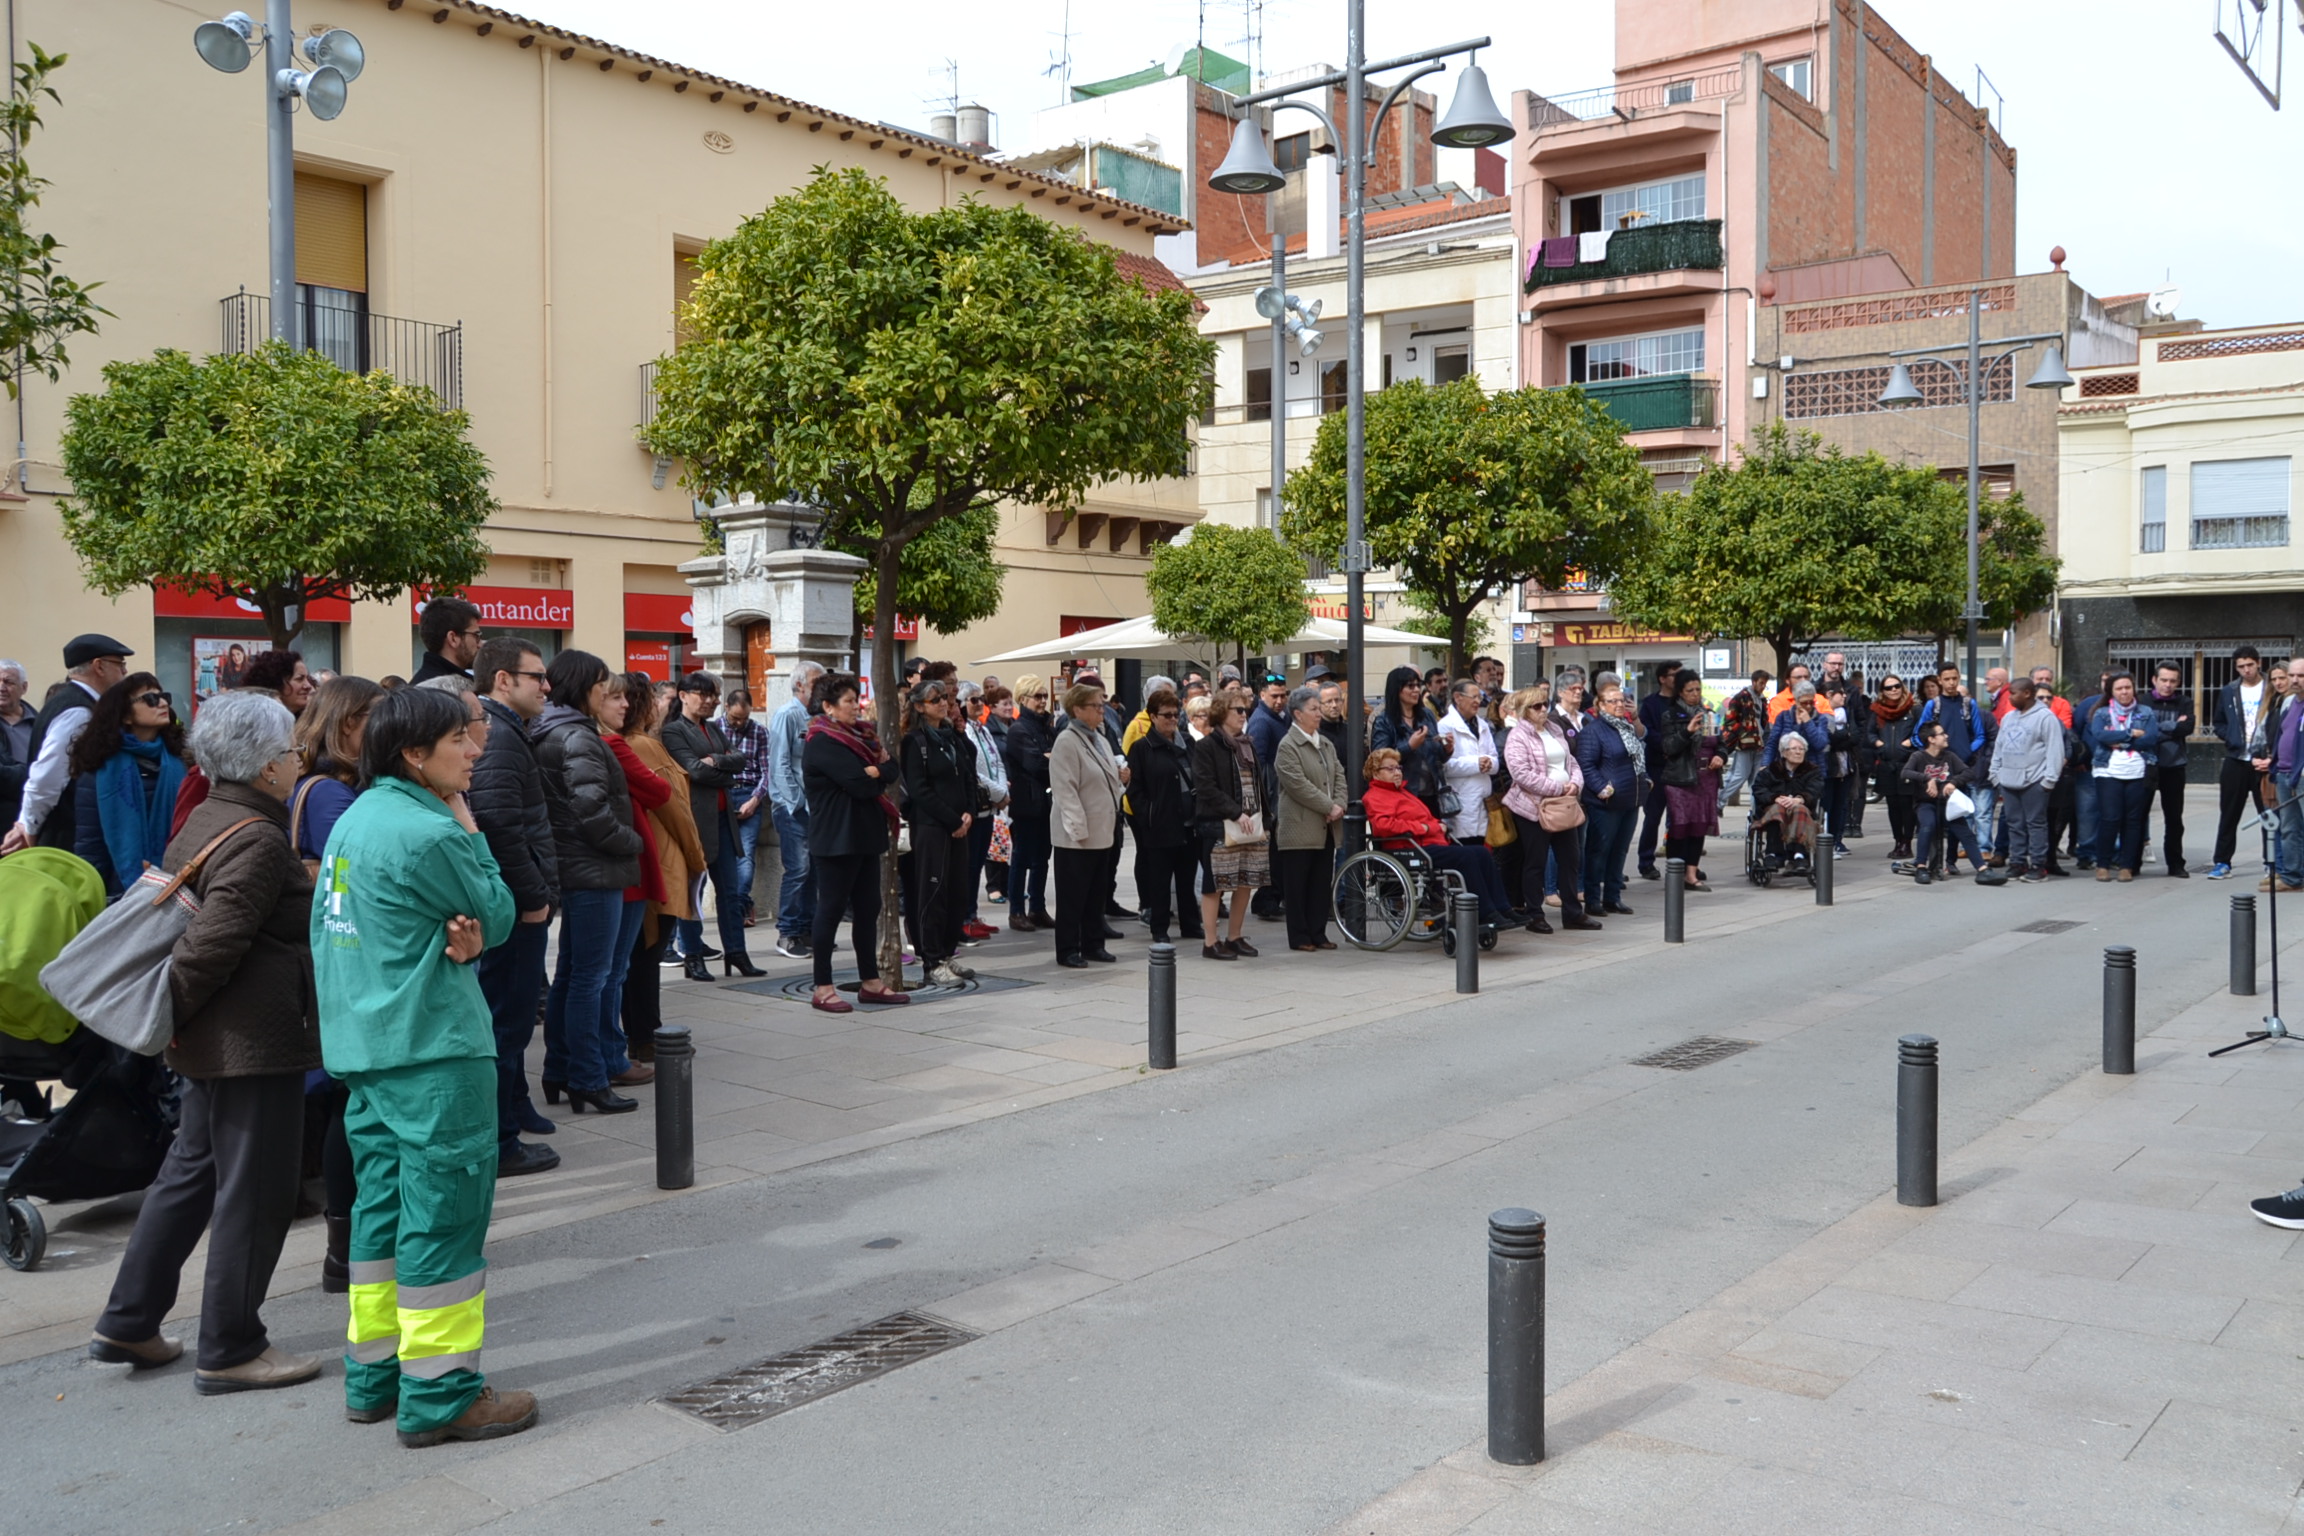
[1191,730,1254,825]
[901,723,975,834]
[1870,706,1923,794]
[2142,687,2196,769]
[803,729,891,859]
[468,695,559,913]
[1753,758,1824,809]
[0,708,28,831]
[2211,678,2275,761]
[661,712,738,860]
[410,651,468,686]
[1901,745,1979,798]
[28,682,93,849]
[1126,728,1195,848]
[531,704,641,892]
[1003,707,1056,824]
[1656,703,1703,790]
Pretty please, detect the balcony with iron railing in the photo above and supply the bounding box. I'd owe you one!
[1564,372,1718,434]
[219,290,462,409]
[1526,218,1724,294]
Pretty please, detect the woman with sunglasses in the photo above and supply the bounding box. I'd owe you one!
[1000,674,1057,931]
[69,673,189,899]
[1868,675,1921,861]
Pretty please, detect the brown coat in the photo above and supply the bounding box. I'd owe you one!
[629,732,706,921]
[163,778,320,1079]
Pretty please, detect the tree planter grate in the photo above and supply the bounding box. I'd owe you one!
[661,1311,978,1430]
[2014,919,2084,935]
[1630,1035,1758,1071]
[727,970,1040,1007]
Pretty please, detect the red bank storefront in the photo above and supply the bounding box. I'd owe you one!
[623,593,699,683]
[154,580,352,709]
[412,585,573,672]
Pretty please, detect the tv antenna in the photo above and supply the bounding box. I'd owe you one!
[2215,0,2286,108]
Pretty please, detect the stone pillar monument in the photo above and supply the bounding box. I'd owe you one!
[681,501,866,714]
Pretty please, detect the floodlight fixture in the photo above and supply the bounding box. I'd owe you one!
[302,28,365,82]
[1254,286,1287,321]
[282,64,350,120]
[193,11,258,73]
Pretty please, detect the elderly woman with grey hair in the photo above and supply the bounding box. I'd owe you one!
[1274,682,1347,950]
[90,690,328,1394]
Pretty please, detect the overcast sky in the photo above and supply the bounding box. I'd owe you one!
[512,0,2300,327]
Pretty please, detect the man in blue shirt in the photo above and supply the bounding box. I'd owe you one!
[763,661,824,959]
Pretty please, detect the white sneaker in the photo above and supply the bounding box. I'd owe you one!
[928,962,969,987]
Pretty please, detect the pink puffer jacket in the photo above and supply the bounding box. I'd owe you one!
[1502,720,1581,821]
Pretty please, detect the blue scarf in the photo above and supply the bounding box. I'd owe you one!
[95,734,186,890]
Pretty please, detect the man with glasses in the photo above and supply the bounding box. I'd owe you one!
[0,658,32,832]
[412,596,484,685]
[468,638,561,1178]
[3,633,131,854]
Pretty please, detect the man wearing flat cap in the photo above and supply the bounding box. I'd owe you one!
[2,633,132,855]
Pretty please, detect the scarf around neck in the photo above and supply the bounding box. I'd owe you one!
[805,714,900,824]
[96,733,186,888]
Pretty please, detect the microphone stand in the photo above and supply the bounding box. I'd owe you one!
[2210,777,2299,1057]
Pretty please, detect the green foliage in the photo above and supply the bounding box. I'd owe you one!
[0,45,105,397]
[1282,378,1652,676]
[58,342,495,645]
[1903,485,2061,640]
[1397,590,1489,659]
[1144,523,1308,662]
[843,503,1005,635]
[1609,423,1961,675]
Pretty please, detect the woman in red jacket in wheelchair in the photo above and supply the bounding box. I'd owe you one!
[1361,749,1517,928]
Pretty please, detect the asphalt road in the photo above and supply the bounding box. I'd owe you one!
[2,858,2258,1535]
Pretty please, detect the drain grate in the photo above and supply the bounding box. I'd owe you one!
[661,1311,977,1430]
[727,970,1040,1007]
[2014,919,2083,935]
[1630,1035,1759,1071]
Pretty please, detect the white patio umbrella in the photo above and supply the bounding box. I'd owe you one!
[970,612,1443,667]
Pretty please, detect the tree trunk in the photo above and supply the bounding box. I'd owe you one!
[1446,607,1473,683]
[1768,633,1799,678]
[255,581,309,650]
[872,540,908,987]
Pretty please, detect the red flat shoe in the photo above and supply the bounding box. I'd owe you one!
[857,985,911,1006]
[811,993,854,1014]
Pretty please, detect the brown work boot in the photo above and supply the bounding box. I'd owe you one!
[88,1332,183,1370]
[398,1385,540,1449]
[195,1345,322,1395]
[610,1062,655,1086]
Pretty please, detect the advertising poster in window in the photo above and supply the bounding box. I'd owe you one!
[193,636,271,708]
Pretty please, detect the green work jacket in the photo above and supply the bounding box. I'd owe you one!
[312,775,515,1076]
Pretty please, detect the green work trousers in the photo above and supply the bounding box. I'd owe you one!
[341,1057,499,1433]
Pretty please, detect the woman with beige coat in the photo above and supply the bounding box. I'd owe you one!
[1048,681,1127,968]
[617,673,707,1061]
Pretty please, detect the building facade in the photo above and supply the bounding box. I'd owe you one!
[2058,323,2304,743]
[0,0,1189,702]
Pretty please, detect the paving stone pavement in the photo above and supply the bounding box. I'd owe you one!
[1317,978,2304,1536]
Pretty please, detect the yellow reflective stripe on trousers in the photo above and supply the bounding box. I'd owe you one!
[397,1265,486,1380]
[347,1278,400,1363]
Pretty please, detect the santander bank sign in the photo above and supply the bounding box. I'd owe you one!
[412,585,575,629]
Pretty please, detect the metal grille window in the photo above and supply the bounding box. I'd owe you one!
[1573,328,1705,383]
[2139,466,2166,553]
[2191,457,2290,549]
[1781,355,2011,418]
[1601,173,1705,229]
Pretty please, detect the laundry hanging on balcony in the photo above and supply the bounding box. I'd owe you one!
[1539,235,1578,269]
[1578,230,1613,264]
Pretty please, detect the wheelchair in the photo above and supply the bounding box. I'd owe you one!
[1743,803,1820,889]
[1332,841,1500,955]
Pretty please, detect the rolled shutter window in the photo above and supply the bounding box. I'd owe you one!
[296,174,368,293]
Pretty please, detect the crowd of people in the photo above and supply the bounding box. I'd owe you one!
[4,603,2300,1445]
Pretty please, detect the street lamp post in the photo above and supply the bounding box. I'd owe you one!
[1878,289,2072,700]
[1209,11,1513,846]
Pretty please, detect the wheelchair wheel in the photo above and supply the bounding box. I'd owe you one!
[1478,924,1498,952]
[4,1198,45,1272]
[1440,925,1457,957]
[1333,851,1415,950]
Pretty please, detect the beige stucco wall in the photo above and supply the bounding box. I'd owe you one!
[0,0,1188,683]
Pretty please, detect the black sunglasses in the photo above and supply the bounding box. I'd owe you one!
[134,690,172,708]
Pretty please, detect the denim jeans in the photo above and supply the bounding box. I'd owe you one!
[1008,815,1050,914]
[1999,783,2050,871]
[2097,774,2152,873]
[2276,771,2304,885]
[545,889,640,1093]
[677,811,747,958]
[2074,773,2098,864]
[769,803,813,940]
[1915,801,1983,871]
[1717,749,1759,810]
[731,808,762,920]
[1968,784,1998,854]
[1581,800,1636,910]
[477,916,550,1148]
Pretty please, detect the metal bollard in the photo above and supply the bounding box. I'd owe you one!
[1453,891,1481,995]
[1663,857,1686,944]
[1487,1208,1547,1466]
[2233,896,2258,997]
[2103,946,2136,1075]
[1147,942,1177,1070]
[1896,1034,1938,1207]
[1815,836,1834,906]
[654,1026,695,1191]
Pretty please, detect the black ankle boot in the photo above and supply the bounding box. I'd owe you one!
[322,1213,351,1295]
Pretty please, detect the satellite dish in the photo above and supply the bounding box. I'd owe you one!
[2148,286,2181,318]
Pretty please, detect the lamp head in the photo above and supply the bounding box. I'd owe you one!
[1432,63,1514,149]
[1296,327,1325,359]
[1254,286,1286,321]
[282,64,350,120]
[2025,343,2075,391]
[193,11,257,73]
[302,28,365,83]
[1296,296,1322,323]
[1877,362,1924,407]
[1208,117,1287,195]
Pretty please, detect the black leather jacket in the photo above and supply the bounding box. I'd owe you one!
[531,704,641,892]
[468,696,559,912]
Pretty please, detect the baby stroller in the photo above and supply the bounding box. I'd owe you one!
[1744,801,1820,889]
[0,1035,176,1270]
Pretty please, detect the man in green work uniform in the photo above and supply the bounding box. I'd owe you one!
[312,686,535,1448]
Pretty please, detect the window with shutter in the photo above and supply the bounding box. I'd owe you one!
[294,173,368,373]
[2139,466,2166,553]
[2190,457,2290,549]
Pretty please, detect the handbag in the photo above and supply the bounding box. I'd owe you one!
[1436,786,1464,819]
[1537,793,1585,832]
[1486,802,1518,847]
[38,816,267,1057]
[1945,787,1976,821]
[1223,811,1267,847]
